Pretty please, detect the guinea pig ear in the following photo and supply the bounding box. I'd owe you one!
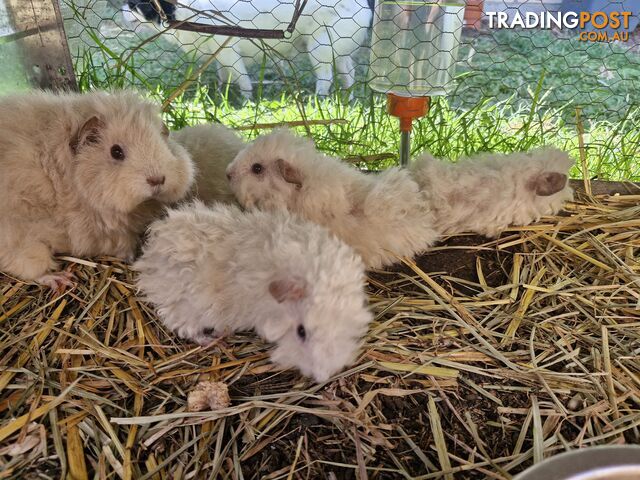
[275,158,303,190]
[269,277,308,303]
[161,122,170,138]
[529,171,568,196]
[70,115,105,154]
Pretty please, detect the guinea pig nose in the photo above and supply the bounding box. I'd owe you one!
[226,172,232,180]
[147,175,166,187]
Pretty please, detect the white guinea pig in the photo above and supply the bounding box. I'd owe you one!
[0,90,194,288]
[225,128,440,269]
[134,201,373,383]
[410,148,574,237]
[171,123,245,204]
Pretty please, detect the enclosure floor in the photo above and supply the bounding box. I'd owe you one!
[0,181,639,479]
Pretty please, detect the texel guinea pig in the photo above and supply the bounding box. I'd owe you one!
[0,90,194,289]
[134,200,373,383]
[225,128,440,269]
[409,148,574,237]
[171,123,245,204]
[226,129,574,267]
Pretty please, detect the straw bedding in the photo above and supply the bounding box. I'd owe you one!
[0,185,639,479]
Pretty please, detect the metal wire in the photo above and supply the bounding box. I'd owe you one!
[60,0,640,153]
[166,0,309,39]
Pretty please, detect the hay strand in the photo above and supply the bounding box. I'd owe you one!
[1,190,639,478]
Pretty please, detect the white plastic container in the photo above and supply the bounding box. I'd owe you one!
[513,446,640,480]
[369,0,465,96]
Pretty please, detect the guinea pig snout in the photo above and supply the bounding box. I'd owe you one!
[147,175,166,187]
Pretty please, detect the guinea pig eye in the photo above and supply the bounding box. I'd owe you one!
[251,163,263,175]
[110,145,125,161]
[296,325,306,341]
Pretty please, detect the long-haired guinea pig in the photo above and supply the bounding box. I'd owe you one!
[0,90,194,288]
[225,128,440,269]
[409,148,574,237]
[171,123,245,204]
[134,201,372,383]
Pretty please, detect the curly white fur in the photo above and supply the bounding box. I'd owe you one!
[134,201,372,382]
[410,148,574,237]
[226,129,439,269]
[0,90,194,287]
[171,124,245,204]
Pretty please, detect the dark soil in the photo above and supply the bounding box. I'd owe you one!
[234,373,582,479]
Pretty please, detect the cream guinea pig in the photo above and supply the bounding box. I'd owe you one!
[409,148,574,237]
[134,201,373,383]
[225,128,440,269]
[0,90,194,288]
[225,129,573,267]
[171,123,246,204]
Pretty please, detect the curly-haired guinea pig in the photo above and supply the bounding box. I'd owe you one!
[409,148,574,237]
[134,201,373,383]
[225,128,439,269]
[226,129,574,268]
[171,123,245,204]
[0,90,194,288]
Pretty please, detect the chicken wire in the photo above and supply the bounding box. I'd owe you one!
[62,1,374,102]
[57,0,640,175]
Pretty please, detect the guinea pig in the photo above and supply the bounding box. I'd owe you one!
[134,201,373,383]
[409,148,574,237]
[0,90,194,289]
[171,123,246,204]
[225,128,440,269]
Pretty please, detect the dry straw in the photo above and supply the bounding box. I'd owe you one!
[0,186,638,479]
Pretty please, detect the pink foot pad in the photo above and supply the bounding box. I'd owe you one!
[192,328,229,348]
[37,271,75,291]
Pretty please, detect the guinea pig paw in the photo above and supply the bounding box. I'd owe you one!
[37,271,75,291]
[529,172,568,196]
[192,328,227,347]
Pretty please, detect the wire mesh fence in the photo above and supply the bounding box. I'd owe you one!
[57,0,640,178]
[62,1,373,101]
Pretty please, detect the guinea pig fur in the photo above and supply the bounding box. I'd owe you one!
[134,201,373,383]
[171,123,246,204]
[225,128,440,269]
[409,147,574,237]
[0,90,194,288]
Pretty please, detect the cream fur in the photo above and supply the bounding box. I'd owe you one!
[134,201,372,383]
[227,129,574,268]
[0,90,194,287]
[410,148,574,237]
[171,124,245,204]
[226,129,439,269]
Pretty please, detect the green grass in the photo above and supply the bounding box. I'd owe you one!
[60,1,640,181]
[161,84,640,181]
[71,42,640,181]
[453,29,640,123]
